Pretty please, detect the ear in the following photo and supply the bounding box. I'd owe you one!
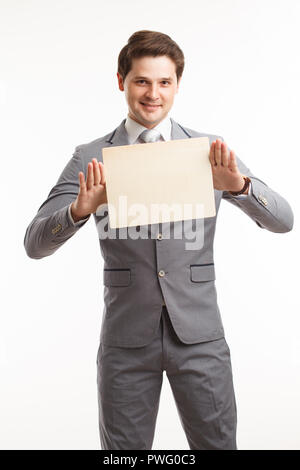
[117,72,125,91]
[176,77,181,93]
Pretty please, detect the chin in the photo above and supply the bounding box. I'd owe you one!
[131,109,164,127]
[143,111,164,122]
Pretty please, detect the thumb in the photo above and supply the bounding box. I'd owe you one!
[99,162,106,185]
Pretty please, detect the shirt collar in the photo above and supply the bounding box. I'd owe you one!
[125,114,172,144]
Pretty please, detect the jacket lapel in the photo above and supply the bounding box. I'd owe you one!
[170,118,192,140]
[104,118,129,147]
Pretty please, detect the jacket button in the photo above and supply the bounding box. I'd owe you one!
[258,195,268,206]
[158,270,165,277]
[157,233,163,240]
[51,224,62,234]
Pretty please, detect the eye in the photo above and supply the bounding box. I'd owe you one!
[137,80,146,84]
[161,81,170,85]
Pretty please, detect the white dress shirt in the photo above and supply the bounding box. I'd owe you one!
[125,114,172,144]
[68,115,251,226]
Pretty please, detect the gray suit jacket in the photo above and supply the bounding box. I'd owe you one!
[24,118,294,347]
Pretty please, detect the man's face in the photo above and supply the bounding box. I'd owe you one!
[117,55,181,129]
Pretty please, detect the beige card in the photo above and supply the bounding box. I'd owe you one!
[102,137,216,229]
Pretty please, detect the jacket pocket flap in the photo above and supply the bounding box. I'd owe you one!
[104,269,131,287]
[190,264,215,282]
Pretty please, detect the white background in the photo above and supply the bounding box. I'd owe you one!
[1,0,299,450]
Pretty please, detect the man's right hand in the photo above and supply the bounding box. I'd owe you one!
[71,158,107,222]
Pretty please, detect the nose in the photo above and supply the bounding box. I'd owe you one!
[145,83,159,101]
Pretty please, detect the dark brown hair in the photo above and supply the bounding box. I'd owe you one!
[118,30,184,82]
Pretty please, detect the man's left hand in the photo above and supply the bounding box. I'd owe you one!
[209,138,248,194]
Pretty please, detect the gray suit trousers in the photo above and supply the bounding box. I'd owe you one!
[96,306,237,450]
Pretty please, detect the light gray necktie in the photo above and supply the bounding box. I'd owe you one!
[139,128,161,143]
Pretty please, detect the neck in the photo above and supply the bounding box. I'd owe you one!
[128,113,167,129]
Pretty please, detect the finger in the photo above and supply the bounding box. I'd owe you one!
[215,139,222,165]
[221,142,229,167]
[78,171,87,195]
[228,150,239,173]
[99,162,106,185]
[93,158,101,185]
[209,141,217,166]
[86,162,94,190]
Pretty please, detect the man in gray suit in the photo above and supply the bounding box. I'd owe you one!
[24,30,294,450]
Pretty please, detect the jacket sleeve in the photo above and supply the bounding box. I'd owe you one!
[24,147,90,259]
[221,141,294,233]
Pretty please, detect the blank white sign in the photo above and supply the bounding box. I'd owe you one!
[102,137,216,229]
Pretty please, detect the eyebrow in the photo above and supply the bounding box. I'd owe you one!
[134,76,174,82]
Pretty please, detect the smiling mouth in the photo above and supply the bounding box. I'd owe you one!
[140,102,161,108]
